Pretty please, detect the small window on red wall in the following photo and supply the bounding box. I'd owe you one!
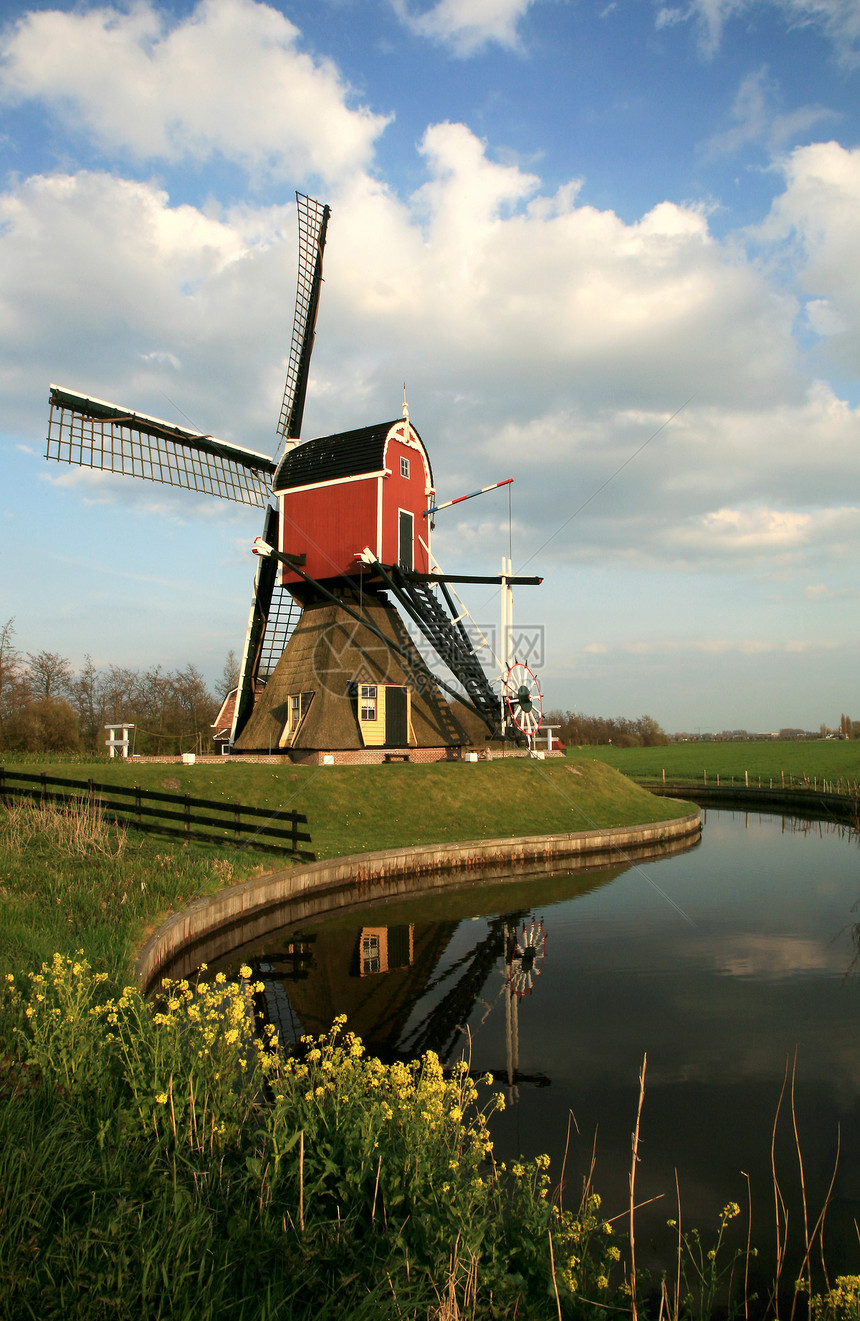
[400,456,410,479]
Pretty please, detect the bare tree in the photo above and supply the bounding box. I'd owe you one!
[218,648,241,700]
[68,655,109,751]
[101,665,140,725]
[25,650,73,700]
[171,664,217,754]
[0,618,26,745]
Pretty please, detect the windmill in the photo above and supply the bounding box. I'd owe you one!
[45,194,544,761]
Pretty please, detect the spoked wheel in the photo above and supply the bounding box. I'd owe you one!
[507,919,547,997]
[505,662,543,736]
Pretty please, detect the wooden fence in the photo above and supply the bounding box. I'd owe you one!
[641,778,859,826]
[0,768,313,859]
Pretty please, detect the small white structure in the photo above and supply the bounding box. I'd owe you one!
[105,723,134,759]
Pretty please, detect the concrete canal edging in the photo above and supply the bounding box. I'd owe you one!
[136,811,701,991]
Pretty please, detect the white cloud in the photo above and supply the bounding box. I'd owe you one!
[654,0,860,64]
[0,168,306,445]
[804,581,860,599]
[392,0,536,53]
[1,0,859,598]
[754,141,860,376]
[779,0,860,65]
[704,67,834,158]
[665,503,860,561]
[0,0,389,184]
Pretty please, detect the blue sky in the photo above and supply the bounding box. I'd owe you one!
[1,0,859,733]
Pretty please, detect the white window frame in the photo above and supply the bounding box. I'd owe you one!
[360,684,377,722]
[400,455,410,479]
[361,933,381,975]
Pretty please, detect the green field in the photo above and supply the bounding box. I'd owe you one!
[1,754,689,863]
[570,739,860,789]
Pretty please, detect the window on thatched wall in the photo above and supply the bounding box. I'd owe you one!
[278,690,315,747]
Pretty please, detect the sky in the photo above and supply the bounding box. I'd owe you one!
[1,0,859,735]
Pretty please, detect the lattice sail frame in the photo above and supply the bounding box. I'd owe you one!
[47,386,274,508]
[276,193,331,451]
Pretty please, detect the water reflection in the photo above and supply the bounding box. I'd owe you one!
[234,872,616,1094]
[208,808,860,1287]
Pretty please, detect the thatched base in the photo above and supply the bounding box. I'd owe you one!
[232,594,498,755]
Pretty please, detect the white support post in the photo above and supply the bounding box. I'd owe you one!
[500,556,508,734]
[104,723,134,759]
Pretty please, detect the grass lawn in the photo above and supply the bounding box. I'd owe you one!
[570,739,860,788]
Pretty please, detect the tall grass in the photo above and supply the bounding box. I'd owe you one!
[0,796,243,979]
[2,953,856,1319]
[0,954,619,1319]
[2,795,127,857]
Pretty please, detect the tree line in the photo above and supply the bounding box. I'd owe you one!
[544,709,669,747]
[0,619,238,756]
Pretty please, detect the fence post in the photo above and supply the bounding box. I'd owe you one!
[234,803,241,844]
[184,794,191,840]
[40,772,47,804]
[135,785,142,828]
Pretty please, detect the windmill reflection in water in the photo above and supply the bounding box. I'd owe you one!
[245,909,551,1104]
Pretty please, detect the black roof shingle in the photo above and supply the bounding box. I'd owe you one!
[273,420,431,492]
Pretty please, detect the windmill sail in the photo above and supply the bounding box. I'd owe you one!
[231,194,331,742]
[275,193,330,453]
[46,386,274,506]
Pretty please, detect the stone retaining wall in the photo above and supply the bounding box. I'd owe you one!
[136,811,701,991]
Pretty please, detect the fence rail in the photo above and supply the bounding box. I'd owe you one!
[640,777,860,825]
[0,768,313,859]
[638,769,860,795]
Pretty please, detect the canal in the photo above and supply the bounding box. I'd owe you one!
[207,807,860,1295]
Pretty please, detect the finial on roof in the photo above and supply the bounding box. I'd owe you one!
[402,383,409,431]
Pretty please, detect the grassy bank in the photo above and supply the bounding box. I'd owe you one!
[0,777,665,1321]
[573,739,860,787]
[1,952,595,1320]
[1,768,856,1318]
[2,754,688,857]
[0,757,686,979]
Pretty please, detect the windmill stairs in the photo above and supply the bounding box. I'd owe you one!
[381,568,501,734]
